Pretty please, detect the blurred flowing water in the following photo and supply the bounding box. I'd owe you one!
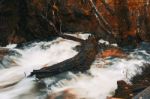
[0,34,149,99]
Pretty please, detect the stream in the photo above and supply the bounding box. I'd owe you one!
[0,34,149,99]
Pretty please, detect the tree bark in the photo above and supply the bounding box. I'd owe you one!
[29,35,98,78]
[1,0,150,46]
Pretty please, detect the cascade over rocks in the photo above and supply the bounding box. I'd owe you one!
[114,64,150,99]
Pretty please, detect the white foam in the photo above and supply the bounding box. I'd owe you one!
[5,44,17,49]
[0,34,149,99]
[0,37,80,99]
[45,54,149,99]
[65,33,91,40]
[99,39,110,45]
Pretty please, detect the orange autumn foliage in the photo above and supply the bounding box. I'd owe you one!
[100,48,127,58]
[1,0,150,45]
[30,0,150,41]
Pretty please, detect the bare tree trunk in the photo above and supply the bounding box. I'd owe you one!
[114,0,131,46]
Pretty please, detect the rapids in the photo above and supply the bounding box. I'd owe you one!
[0,34,149,99]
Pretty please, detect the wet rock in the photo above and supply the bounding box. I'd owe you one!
[114,64,150,99]
[131,64,150,87]
[48,88,78,99]
[133,86,150,99]
[132,85,147,94]
[114,80,132,99]
[0,48,21,68]
[0,48,9,60]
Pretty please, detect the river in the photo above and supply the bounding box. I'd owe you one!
[0,34,149,99]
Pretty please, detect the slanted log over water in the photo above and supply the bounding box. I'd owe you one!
[29,35,98,78]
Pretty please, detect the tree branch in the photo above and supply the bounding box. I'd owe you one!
[89,0,112,34]
[101,0,115,16]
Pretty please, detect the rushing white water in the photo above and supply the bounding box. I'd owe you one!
[0,34,149,99]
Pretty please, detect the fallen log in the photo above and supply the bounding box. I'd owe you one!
[29,35,98,78]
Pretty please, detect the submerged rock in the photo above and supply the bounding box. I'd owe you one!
[48,88,78,99]
[0,48,9,60]
[0,48,21,68]
[114,80,133,99]
[114,64,150,99]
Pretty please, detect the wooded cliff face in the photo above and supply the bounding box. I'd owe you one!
[0,0,150,46]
